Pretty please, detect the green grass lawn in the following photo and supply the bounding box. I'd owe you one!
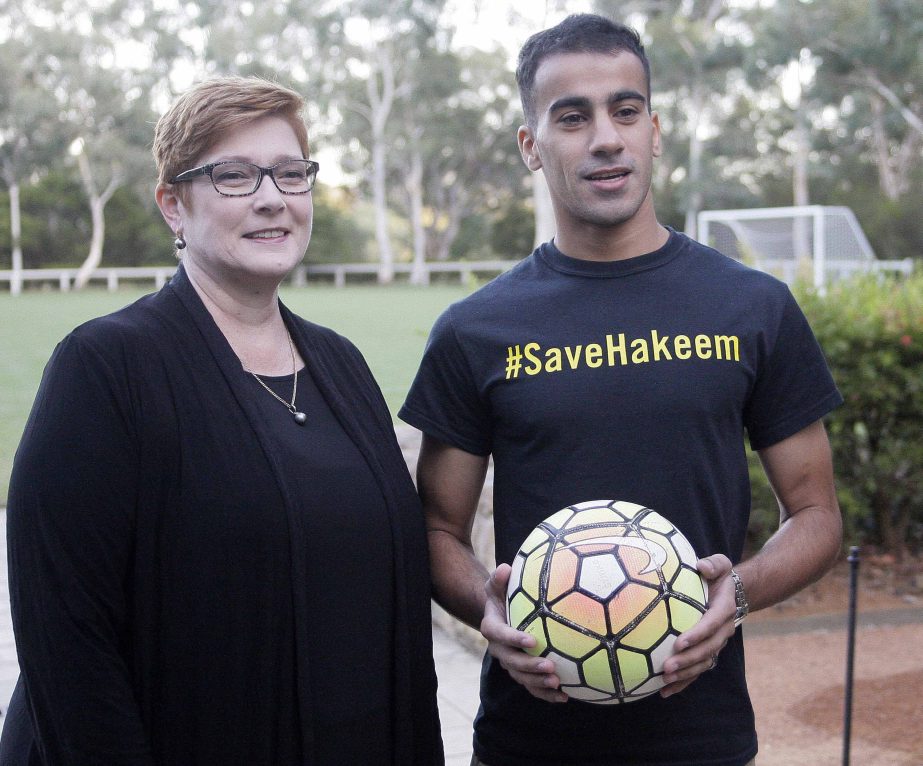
[0,283,472,503]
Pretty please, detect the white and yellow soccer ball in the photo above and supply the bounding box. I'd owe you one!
[506,500,708,704]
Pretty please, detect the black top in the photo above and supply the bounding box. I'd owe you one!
[3,264,443,765]
[249,368,395,762]
[401,232,841,766]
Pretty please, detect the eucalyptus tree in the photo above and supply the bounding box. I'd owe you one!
[0,13,74,293]
[63,6,161,287]
[419,46,526,263]
[0,33,61,295]
[499,0,576,248]
[751,0,922,203]
[384,43,525,281]
[0,1,162,287]
[786,0,921,203]
[298,0,443,283]
[68,73,157,288]
[186,0,302,82]
[739,0,923,261]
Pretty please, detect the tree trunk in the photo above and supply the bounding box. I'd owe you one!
[684,82,705,239]
[874,489,908,564]
[871,96,901,201]
[74,196,107,289]
[428,181,465,262]
[8,180,23,296]
[408,143,428,285]
[367,48,396,285]
[371,136,394,284]
[432,203,463,263]
[73,149,120,290]
[864,71,923,138]
[791,110,812,265]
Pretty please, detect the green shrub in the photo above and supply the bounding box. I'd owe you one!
[747,273,923,559]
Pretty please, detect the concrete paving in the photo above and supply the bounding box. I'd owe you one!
[432,626,482,766]
[0,511,19,737]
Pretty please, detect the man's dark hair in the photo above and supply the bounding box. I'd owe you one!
[515,14,651,127]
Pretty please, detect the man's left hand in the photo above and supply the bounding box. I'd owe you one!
[659,553,737,698]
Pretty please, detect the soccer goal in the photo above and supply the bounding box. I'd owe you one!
[697,206,913,290]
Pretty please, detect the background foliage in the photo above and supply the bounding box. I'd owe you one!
[747,273,923,559]
[1,0,921,273]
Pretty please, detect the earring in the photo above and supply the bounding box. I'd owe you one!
[174,233,186,250]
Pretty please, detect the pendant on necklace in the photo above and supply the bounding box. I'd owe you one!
[293,411,308,425]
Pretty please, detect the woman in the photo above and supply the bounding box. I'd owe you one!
[1,77,443,765]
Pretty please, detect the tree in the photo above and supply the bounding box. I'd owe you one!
[742,11,823,262]
[0,13,74,293]
[2,1,161,288]
[304,0,443,283]
[758,0,923,204]
[737,0,923,262]
[68,3,167,286]
[394,45,525,271]
[816,0,922,201]
[66,70,158,288]
[191,0,299,81]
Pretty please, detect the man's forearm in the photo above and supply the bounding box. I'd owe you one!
[738,503,842,613]
[744,419,843,612]
[428,527,491,629]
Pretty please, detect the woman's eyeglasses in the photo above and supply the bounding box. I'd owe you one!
[170,159,319,196]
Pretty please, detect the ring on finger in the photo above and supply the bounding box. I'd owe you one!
[708,654,719,670]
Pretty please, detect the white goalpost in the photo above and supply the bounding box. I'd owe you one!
[697,206,914,290]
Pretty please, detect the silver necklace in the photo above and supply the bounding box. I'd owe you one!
[247,331,307,425]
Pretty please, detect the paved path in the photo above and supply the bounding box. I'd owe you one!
[432,626,481,766]
[0,511,19,736]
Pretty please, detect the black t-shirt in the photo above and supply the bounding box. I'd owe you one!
[400,231,842,766]
[251,368,395,764]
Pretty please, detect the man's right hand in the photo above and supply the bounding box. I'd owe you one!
[416,436,567,703]
[480,564,569,704]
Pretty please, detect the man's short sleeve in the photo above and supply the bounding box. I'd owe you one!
[744,289,843,451]
[399,308,493,456]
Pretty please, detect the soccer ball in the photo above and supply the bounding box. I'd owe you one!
[506,500,708,704]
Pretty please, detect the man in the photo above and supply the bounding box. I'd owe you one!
[400,13,842,766]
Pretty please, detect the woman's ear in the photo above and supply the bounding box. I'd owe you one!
[155,184,183,234]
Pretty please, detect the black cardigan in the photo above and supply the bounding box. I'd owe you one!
[4,265,443,765]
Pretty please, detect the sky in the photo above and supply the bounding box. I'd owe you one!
[447,0,593,55]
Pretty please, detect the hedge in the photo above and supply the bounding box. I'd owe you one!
[747,273,923,560]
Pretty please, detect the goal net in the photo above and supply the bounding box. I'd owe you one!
[697,206,912,289]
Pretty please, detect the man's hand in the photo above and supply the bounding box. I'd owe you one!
[660,421,842,699]
[481,564,569,704]
[659,553,736,698]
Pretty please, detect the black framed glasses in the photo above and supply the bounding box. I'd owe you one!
[170,159,319,196]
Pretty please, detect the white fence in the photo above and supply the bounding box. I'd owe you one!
[289,260,517,288]
[0,267,177,294]
[0,260,520,294]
